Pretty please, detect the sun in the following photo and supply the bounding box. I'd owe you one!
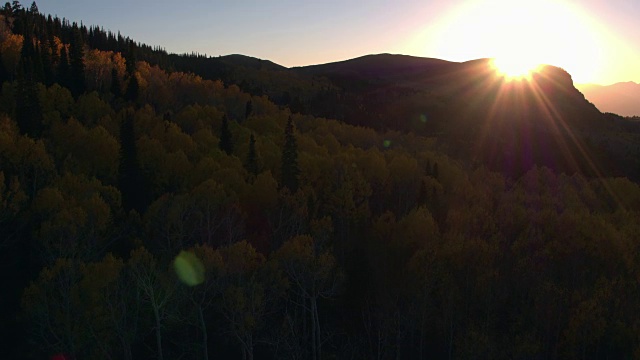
[491,57,542,80]
[420,0,609,84]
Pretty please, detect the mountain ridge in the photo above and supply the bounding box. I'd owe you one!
[286,53,636,179]
[576,81,640,116]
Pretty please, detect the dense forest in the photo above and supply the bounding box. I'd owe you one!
[2,2,640,359]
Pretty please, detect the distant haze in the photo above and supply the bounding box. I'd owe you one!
[576,82,640,117]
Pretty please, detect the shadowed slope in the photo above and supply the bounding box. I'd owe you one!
[293,55,629,179]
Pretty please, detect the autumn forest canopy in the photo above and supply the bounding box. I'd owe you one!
[2,2,640,359]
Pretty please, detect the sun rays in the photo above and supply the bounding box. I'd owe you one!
[464,61,606,183]
[422,0,610,84]
[491,58,542,81]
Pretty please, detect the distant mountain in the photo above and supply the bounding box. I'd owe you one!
[149,51,640,180]
[294,54,456,84]
[291,54,599,129]
[576,82,640,117]
[290,54,639,179]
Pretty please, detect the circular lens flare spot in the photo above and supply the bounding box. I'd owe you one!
[174,250,205,286]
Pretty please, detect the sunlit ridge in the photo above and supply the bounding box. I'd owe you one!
[491,58,542,80]
[422,0,611,84]
[472,59,606,190]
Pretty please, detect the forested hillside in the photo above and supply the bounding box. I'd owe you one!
[2,2,640,359]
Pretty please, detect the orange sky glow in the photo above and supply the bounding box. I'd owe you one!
[398,0,640,85]
[39,0,640,85]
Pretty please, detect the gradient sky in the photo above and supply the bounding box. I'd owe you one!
[36,0,640,85]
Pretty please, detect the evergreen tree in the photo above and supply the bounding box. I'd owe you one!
[218,114,233,155]
[68,24,85,96]
[56,45,70,89]
[46,19,58,64]
[417,179,429,206]
[10,1,23,33]
[110,67,121,98]
[19,23,34,63]
[40,42,53,85]
[15,26,43,137]
[32,43,44,83]
[125,40,137,76]
[15,61,43,137]
[245,133,259,177]
[118,109,147,213]
[125,73,139,104]
[281,116,299,192]
[0,48,8,84]
[11,0,21,13]
[245,99,252,120]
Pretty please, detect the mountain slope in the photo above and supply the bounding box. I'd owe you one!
[576,81,640,116]
[290,54,636,179]
[2,5,640,360]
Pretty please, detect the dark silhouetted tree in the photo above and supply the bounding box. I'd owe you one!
[0,48,8,84]
[15,64,43,137]
[125,73,138,104]
[40,43,53,85]
[245,133,258,177]
[219,114,233,155]
[118,110,147,213]
[57,46,70,89]
[281,116,299,192]
[125,40,136,76]
[417,179,429,206]
[15,34,43,137]
[68,24,85,96]
[110,68,121,98]
[245,99,252,120]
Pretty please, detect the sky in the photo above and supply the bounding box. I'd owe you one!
[35,0,640,85]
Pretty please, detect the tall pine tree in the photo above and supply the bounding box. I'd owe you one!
[40,42,53,85]
[68,24,85,96]
[118,109,147,213]
[125,40,137,76]
[110,67,121,98]
[15,60,42,137]
[56,46,70,89]
[219,114,233,155]
[15,29,43,137]
[245,99,253,120]
[281,116,299,192]
[245,133,259,177]
[125,72,139,104]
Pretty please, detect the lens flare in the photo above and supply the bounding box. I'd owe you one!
[174,250,205,286]
[491,57,541,80]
